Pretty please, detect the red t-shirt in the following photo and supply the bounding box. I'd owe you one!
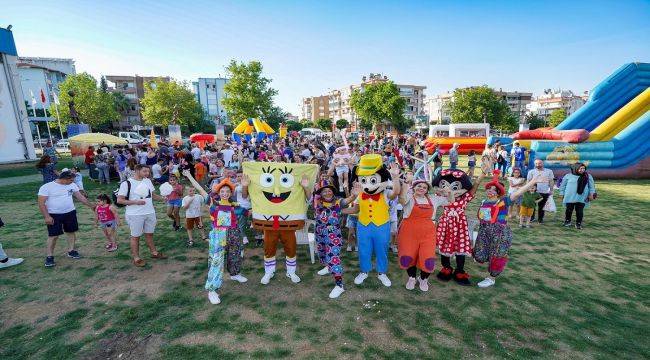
[85,149,95,165]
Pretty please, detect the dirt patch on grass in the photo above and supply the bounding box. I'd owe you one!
[82,332,162,360]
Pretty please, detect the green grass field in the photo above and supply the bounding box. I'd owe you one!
[0,170,648,359]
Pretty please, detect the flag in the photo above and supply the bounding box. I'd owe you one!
[52,91,60,105]
[40,89,47,104]
[29,89,37,106]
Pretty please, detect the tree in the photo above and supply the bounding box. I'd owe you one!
[222,60,278,124]
[336,119,349,130]
[315,118,333,131]
[548,109,567,128]
[140,79,203,128]
[49,72,119,128]
[449,86,518,132]
[349,81,410,133]
[100,76,108,93]
[263,106,287,131]
[286,120,303,132]
[112,92,130,113]
[524,113,545,130]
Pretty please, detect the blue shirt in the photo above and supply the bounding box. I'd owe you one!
[512,146,526,161]
[559,173,595,204]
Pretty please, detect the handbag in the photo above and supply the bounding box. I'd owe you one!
[543,195,557,212]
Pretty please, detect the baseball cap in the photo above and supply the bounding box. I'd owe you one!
[59,170,75,179]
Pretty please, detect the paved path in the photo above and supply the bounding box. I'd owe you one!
[0,170,90,187]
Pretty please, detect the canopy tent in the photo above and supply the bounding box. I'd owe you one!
[189,133,216,149]
[231,118,276,144]
[69,133,128,145]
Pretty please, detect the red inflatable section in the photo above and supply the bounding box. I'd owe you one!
[189,133,216,149]
[512,128,590,143]
[424,137,486,155]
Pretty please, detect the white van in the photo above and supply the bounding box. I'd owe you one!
[300,128,325,139]
[118,131,146,144]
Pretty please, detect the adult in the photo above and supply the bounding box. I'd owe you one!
[497,145,508,177]
[559,163,596,230]
[190,143,202,161]
[38,170,94,267]
[94,148,111,184]
[115,149,128,181]
[448,143,459,170]
[220,143,235,168]
[36,155,58,184]
[84,146,96,180]
[510,141,527,175]
[151,158,168,184]
[124,158,137,180]
[137,147,148,165]
[526,159,555,224]
[116,164,167,267]
[145,147,158,166]
[0,217,24,269]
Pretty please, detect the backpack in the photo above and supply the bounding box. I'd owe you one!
[497,153,505,164]
[113,180,131,208]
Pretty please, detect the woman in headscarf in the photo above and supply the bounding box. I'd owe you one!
[559,162,596,230]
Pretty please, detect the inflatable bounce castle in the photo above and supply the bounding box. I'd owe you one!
[512,62,650,179]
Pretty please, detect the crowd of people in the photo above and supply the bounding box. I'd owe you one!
[1,132,597,304]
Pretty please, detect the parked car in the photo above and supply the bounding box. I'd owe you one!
[300,128,325,140]
[55,139,70,150]
[118,131,146,144]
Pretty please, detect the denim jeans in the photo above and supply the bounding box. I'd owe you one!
[96,163,110,183]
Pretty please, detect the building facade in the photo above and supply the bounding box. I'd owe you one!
[192,77,228,124]
[495,89,533,121]
[526,89,586,120]
[105,75,170,128]
[17,57,75,113]
[424,92,454,125]
[302,73,426,131]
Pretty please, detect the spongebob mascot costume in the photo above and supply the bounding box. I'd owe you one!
[350,154,401,287]
[243,162,318,285]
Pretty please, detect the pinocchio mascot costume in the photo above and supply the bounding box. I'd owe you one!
[349,154,400,287]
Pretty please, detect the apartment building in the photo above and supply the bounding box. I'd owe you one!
[424,92,454,125]
[105,75,170,128]
[17,56,76,111]
[526,89,586,120]
[494,89,533,121]
[193,77,228,124]
[303,73,426,131]
[301,95,330,122]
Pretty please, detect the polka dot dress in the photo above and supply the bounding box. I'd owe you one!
[437,192,474,256]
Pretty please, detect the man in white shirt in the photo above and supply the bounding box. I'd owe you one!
[38,171,94,267]
[117,164,167,267]
[220,143,235,168]
[151,158,168,184]
[526,159,555,224]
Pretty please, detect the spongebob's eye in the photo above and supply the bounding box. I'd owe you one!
[280,174,294,188]
[260,174,274,187]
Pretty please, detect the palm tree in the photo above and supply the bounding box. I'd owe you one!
[112,92,130,113]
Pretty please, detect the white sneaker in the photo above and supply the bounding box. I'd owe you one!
[346,245,352,252]
[317,267,330,276]
[261,272,274,285]
[329,286,345,299]
[286,272,301,283]
[354,272,368,285]
[418,278,429,292]
[0,258,24,269]
[377,274,392,287]
[478,277,496,288]
[242,236,249,245]
[391,245,398,254]
[207,291,221,304]
[405,277,416,290]
[230,274,248,283]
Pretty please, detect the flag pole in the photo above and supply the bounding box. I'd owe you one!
[53,91,63,139]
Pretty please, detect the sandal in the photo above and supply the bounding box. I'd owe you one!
[151,252,168,259]
[133,258,146,267]
[187,240,194,247]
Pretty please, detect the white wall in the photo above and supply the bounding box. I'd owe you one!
[18,67,49,110]
[0,54,36,163]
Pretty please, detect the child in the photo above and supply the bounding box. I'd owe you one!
[467,150,477,178]
[182,186,206,247]
[166,175,184,231]
[195,158,207,185]
[345,210,358,252]
[313,182,359,298]
[507,168,525,219]
[332,145,351,192]
[389,197,400,254]
[519,183,543,228]
[234,171,252,245]
[473,171,543,288]
[183,170,247,305]
[94,194,120,252]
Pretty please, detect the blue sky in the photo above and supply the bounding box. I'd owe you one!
[3,0,649,115]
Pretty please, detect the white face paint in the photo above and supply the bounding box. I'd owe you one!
[359,173,387,195]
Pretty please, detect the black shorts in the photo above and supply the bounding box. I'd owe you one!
[47,210,79,237]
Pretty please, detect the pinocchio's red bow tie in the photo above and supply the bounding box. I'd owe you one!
[361,193,381,201]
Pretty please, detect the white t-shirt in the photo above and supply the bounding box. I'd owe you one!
[235,185,251,209]
[182,194,204,218]
[137,151,148,165]
[300,149,311,158]
[191,147,202,160]
[527,168,555,194]
[221,148,235,166]
[151,163,163,179]
[38,181,79,214]
[118,178,156,216]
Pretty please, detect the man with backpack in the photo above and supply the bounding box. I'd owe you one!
[116,164,167,267]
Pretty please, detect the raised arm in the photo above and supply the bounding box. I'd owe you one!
[341,182,361,207]
[510,175,544,201]
[469,172,487,196]
[182,170,209,198]
[300,175,313,199]
[387,163,401,200]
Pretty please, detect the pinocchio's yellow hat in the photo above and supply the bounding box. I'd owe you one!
[356,154,383,176]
